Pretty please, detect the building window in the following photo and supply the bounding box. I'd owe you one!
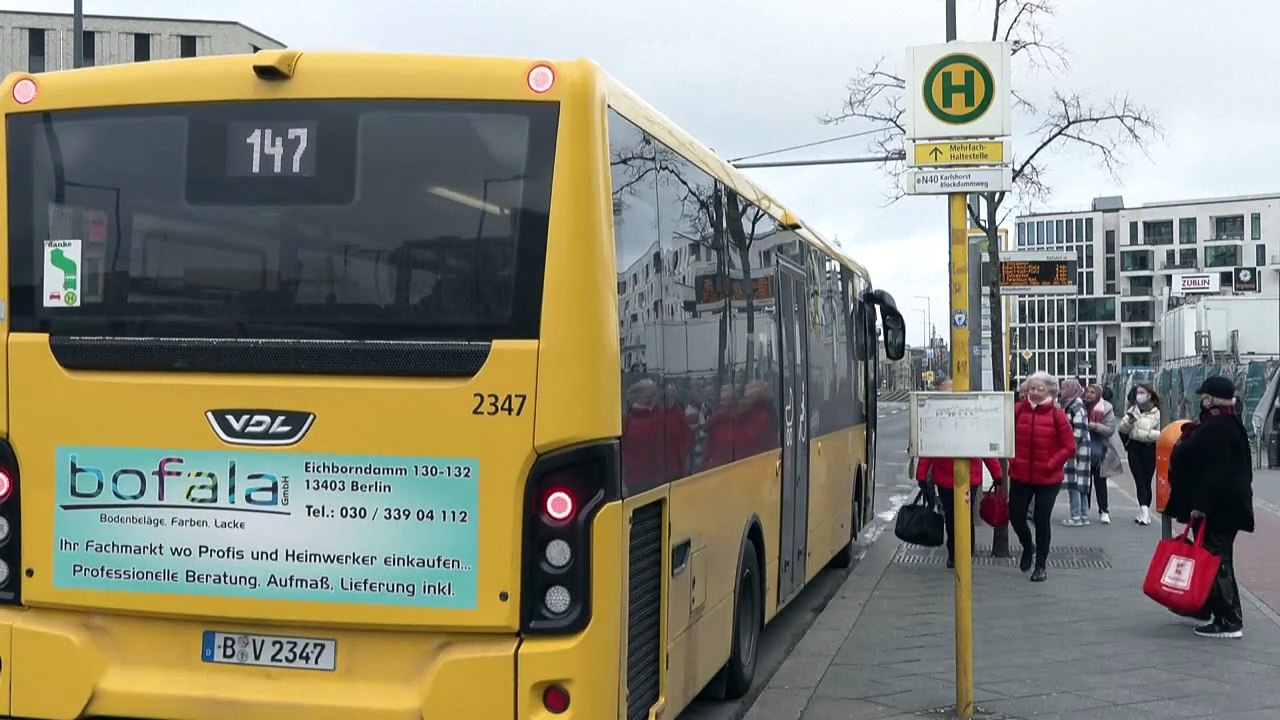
[1142,220,1173,245]
[1079,218,1088,242]
[27,28,45,72]
[1066,219,1075,243]
[1036,221,1044,245]
[1085,244,1094,268]
[82,31,96,67]
[1106,337,1117,362]
[1130,276,1153,295]
[135,33,151,61]
[1258,244,1267,267]
[1179,218,1196,244]
[1056,219,1065,245]
[1120,249,1153,272]
[1129,221,1138,244]
[1251,212,1261,240]
[1204,245,1241,268]
[1017,222,1025,247]
[180,35,198,58]
[1164,249,1174,268]
[1105,229,1115,253]
[1179,248,1197,268]
[1214,215,1244,240]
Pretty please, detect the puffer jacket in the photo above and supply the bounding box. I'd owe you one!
[915,456,1003,489]
[1118,405,1162,444]
[1008,398,1076,486]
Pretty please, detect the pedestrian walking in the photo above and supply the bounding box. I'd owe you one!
[1008,371,1076,582]
[915,454,1002,569]
[1118,383,1162,525]
[1166,375,1255,639]
[1084,384,1124,525]
[1058,379,1094,527]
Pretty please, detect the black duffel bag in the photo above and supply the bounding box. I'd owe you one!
[894,481,946,547]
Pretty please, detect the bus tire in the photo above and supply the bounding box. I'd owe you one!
[722,539,762,699]
[831,467,862,569]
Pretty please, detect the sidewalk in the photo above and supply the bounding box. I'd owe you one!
[746,470,1280,720]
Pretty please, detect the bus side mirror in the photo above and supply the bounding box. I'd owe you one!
[860,288,907,361]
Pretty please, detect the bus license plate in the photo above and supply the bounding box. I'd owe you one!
[201,630,336,671]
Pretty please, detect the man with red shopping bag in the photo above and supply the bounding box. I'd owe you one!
[1154,376,1255,639]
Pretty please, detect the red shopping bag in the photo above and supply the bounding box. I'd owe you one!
[1143,522,1221,614]
[978,484,1009,528]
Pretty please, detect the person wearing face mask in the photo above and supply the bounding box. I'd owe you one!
[1166,376,1255,638]
[1083,384,1123,525]
[1008,371,1076,582]
[1118,383,1162,525]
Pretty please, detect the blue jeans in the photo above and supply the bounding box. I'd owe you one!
[1067,486,1088,520]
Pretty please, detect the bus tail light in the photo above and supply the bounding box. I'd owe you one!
[521,442,618,634]
[542,684,570,714]
[0,439,22,604]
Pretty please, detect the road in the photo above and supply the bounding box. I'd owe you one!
[1228,464,1280,621]
[678,401,914,720]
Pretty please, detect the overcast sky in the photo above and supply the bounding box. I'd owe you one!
[17,0,1280,347]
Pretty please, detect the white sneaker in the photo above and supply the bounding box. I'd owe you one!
[1137,506,1151,525]
[1100,512,1111,524]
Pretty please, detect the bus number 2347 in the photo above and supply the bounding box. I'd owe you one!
[472,393,527,416]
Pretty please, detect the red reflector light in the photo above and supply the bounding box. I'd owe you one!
[542,685,570,714]
[527,63,555,94]
[0,469,14,503]
[544,490,574,521]
[12,78,37,105]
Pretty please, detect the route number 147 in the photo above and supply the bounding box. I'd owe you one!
[245,127,309,175]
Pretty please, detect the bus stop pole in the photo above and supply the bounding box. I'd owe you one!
[948,190,974,719]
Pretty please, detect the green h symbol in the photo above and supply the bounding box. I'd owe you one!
[942,69,975,109]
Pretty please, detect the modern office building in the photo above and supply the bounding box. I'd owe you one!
[1012,193,1280,383]
[0,9,283,74]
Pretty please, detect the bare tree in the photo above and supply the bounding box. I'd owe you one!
[822,0,1161,556]
[821,0,1160,393]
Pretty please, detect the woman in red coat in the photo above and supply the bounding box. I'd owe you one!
[916,455,1003,568]
[1008,371,1076,581]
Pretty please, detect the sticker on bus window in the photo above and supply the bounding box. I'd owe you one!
[51,447,479,609]
[43,239,81,308]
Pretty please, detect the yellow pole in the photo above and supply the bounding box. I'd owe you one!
[949,192,974,719]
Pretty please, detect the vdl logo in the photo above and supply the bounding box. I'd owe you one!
[206,409,315,447]
[66,454,286,511]
[923,53,995,125]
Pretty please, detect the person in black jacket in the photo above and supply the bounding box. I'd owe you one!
[1166,375,1255,639]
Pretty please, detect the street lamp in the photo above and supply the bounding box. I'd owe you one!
[915,294,932,358]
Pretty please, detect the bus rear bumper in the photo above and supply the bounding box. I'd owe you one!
[0,607,520,720]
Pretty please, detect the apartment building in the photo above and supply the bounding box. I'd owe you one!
[1,9,282,74]
[1012,193,1280,382]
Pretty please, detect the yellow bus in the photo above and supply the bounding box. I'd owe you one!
[0,50,906,719]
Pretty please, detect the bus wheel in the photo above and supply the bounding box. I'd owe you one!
[723,540,762,699]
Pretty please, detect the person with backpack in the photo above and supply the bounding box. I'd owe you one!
[1084,383,1124,524]
[1008,371,1076,581]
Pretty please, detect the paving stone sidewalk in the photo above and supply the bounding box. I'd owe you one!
[747,472,1280,720]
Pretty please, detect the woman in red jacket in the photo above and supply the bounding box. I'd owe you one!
[916,455,1003,568]
[1008,371,1076,581]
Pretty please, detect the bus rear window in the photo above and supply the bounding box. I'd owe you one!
[6,100,558,341]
